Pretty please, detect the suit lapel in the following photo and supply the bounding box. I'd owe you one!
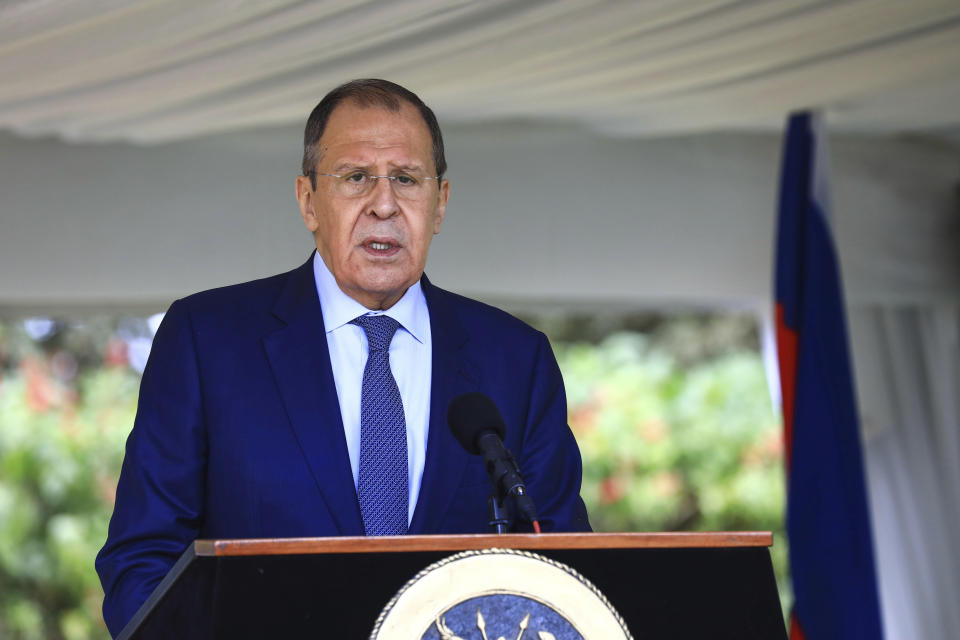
[262,257,364,535]
[409,276,478,534]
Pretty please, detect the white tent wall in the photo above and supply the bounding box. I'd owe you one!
[0,127,309,313]
[1,122,958,638]
[2,122,782,312]
[2,122,956,311]
[850,305,960,639]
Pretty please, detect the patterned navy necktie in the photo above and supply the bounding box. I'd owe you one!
[350,314,408,536]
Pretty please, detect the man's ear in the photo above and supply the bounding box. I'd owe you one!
[433,178,450,235]
[296,175,319,232]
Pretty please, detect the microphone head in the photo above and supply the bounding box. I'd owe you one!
[447,392,507,455]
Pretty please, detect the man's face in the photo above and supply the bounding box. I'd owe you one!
[296,100,449,310]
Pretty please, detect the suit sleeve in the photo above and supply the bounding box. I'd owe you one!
[517,331,592,532]
[95,300,207,637]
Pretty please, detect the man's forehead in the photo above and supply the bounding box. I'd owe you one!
[319,140,428,172]
[323,101,427,140]
[317,100,433,167]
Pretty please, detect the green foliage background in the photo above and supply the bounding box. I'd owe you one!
[551,327,788,609]
[0,320,138,639]
[0,314,787,639]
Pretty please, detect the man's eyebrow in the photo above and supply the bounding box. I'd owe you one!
[332,161,428,173]
[332,161,372,172]
[391,162,427,173]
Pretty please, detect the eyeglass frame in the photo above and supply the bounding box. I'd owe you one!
[309,170,442,198]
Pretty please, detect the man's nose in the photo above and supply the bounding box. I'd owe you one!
[368,176,399,218]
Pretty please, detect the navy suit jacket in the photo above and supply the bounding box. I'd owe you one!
[96,256,590,636]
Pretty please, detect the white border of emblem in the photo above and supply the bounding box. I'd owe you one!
[369,548,633,640]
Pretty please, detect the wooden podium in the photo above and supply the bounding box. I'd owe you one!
[118,532,786,639]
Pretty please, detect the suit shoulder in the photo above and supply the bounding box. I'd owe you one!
[428,284,544,342]
[174,270,290,316]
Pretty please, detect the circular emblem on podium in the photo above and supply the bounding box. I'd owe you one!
[369,548,632,640]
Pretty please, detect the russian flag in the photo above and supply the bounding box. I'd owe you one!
[775,112,884,640]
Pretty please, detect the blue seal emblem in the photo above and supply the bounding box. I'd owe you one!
[425,593,582,639]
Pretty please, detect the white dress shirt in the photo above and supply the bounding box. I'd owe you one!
[312,251,431,525]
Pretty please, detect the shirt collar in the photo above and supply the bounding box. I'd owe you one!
[312,250,428,344]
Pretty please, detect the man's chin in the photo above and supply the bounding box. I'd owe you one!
[349,273,420,309]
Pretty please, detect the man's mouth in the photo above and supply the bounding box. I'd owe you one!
[363,239,401,256]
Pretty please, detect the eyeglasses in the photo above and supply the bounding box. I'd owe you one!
[313,170,441,200]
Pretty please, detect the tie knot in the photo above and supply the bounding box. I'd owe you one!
[351,314,400,352]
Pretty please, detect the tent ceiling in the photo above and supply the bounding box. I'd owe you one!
[2,0,960,144]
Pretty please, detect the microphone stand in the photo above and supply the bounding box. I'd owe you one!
[487,491,512,534]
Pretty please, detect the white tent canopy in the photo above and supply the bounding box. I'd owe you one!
[2,0,960,143]
[1,2,958,639]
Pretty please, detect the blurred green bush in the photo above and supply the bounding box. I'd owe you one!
[0,359,137,638]
[555,330,789,612]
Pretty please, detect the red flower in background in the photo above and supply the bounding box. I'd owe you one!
[104,339,129,367]
[569,402,598,434]
[600,475,625,504]
[742,427,784,468]
[22,357,58,412]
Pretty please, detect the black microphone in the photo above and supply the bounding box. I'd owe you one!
[447,392,540,531]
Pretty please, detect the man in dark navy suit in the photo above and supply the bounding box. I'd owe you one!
[96,79,590,637]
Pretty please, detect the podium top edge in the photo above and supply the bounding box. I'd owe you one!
[194,531,773,557]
